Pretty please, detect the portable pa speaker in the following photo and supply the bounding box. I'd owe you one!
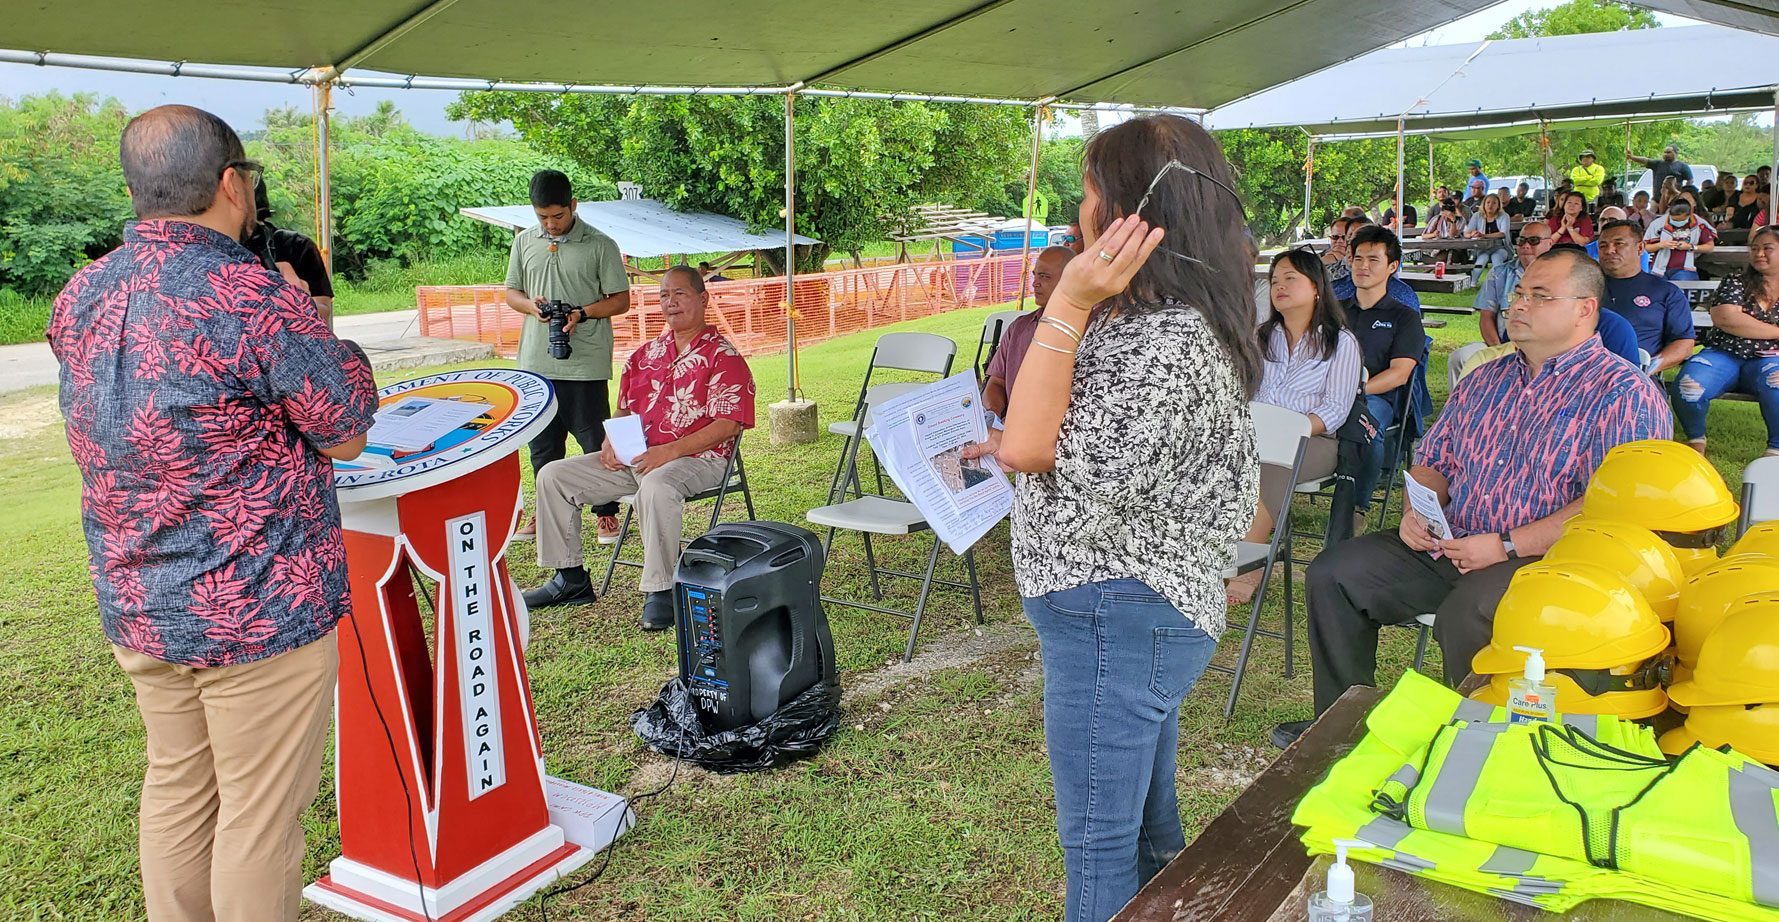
[674,522,835,732]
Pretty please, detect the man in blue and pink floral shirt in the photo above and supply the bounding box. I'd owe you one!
[1273,249,1670,748]
[47,105,376,922]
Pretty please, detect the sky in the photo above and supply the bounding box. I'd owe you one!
[0,1,1713,138]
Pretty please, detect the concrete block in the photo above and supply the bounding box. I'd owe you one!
[355,337,497,372]
[769,398,820,446]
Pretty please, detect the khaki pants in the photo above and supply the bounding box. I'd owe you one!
[114,634,338,922]
[535,454,729,592]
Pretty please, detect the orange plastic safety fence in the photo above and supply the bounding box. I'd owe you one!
[416,252,1032,360]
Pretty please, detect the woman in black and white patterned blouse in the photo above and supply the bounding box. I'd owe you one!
[966,114,1261,922]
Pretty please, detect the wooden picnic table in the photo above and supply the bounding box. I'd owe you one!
[1111,686,1695,922]
[1698,246,1749,272]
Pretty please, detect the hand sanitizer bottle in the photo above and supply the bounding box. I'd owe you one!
[1308,838,1373,921]
[1507,645,1556,725]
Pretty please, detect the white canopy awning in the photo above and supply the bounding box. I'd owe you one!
[1204,25,1779,138]
[460,199,819,259]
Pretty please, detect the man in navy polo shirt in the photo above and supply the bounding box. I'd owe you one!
[1597,219,1696,374]
[1332,225,1425,541]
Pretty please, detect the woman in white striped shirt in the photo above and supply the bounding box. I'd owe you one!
[1227,248,1364,604]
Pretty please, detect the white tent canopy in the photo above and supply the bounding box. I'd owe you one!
[460,200,818,260]
[1204,25,1779,137]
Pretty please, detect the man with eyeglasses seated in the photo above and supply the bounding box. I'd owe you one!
[1271,248,1671,749]
[1461,236,1642,380]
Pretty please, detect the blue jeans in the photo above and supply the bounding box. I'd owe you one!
[1470,247,1509,283]
[1355,393,1396,512]
[1665,269,1700,282]
[1023,579,1218,922]
[1673,349,1779,450]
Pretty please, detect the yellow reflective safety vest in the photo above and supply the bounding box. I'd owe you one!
[1293,671,1779,921]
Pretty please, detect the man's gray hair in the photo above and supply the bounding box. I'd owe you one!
[120,105,244,219]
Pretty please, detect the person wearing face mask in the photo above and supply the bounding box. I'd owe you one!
[1644,195,1717,281]
[45,104,377,922]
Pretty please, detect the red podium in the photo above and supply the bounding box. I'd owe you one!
[306,369,627,922]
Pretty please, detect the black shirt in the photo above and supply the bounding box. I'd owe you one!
[1648,159,1692,196]
[1341,294,1425,377]
[1504,196,1535,219]
[245,221,334,299]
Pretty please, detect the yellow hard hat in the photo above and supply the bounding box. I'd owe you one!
[1544,519,1685,621]
[1471,668,1669,719]
[1671,545,1723,577]
[1659,703,1779,765]
[1667,594,1779,708]
[1672,555,1779,671]
[1727,521,1779,559]
[1581,440,1738,536]
[1472,561,1670,676]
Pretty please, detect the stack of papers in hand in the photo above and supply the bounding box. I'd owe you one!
[862,372,1015,554]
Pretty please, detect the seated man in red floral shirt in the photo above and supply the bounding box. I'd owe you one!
[525,265,756,629]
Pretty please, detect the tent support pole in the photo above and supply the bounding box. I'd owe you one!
[1771,86,1777,209]
[1303,133,1315,239]
[313,80,334,329]
[1017,102,1047,307]
[1395,116,1405,241]
[1540,120,1551,211]
[784,87,800,402]
[1427,135,1434,212]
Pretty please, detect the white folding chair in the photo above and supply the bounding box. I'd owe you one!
[974,309,1027,381]
[827,332,957,503]
[1410,612,1437,674]
[1216,403,1328,718]
[1740,456,1779,535]
[1637,348,1655,374]
[807,387,983,662]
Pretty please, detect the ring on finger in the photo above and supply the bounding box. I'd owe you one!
[1097,250,1115,261]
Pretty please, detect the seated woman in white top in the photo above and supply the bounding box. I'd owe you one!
[1228,248,1363,604]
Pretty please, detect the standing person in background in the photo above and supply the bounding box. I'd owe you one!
[1628,144,1693,197]
[505,170,632,543]
[243,181,334,324]
[47,105,378,922]
[1465,160,1491,200]
[983,245,1077,416]
[1644,196,1716,282]
[1571,149,1607,201]
[1548,191,1595,246]
[965,114,1261,922]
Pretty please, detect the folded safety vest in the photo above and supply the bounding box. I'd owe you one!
[1292,671,1779,922]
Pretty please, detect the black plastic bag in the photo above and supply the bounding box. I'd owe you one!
[629,676,842,773]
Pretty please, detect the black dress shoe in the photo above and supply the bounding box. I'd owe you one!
[1269,719,1314,751]
[523,572,597,609]
[641,590,675,631]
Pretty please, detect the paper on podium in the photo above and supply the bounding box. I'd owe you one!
[862,372,1013,554]
[603,415,648,466]
[1402,471,1453,555]
[367,396,492,452]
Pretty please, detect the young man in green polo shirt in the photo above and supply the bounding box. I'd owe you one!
[505,170,632,543]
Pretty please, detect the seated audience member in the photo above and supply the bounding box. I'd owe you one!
[1629,190,1658,229]
[1553,177,1575,205]
[1381,202,1417,231]
[1671,224,1779,458]
[1430,185,1452,215]
[1644,195,1716,282]
[524,266,757,629]
[1474,221,1554,347]
[1465,193,1512,284]
[1322,216,1354,286]
[1331,215,1424,311]
[1495,186,1512,209]
[1057,223,1085,255]
[1506,183,1537,219]
[1228,250,1362,603]
[1584,206,1650,272]
[1720,174,1766,231]
[1460,246,1644,379]
[698,260,731,282]
[984,246,1075,416]
[1595,177,1626,211]
[1462,179,1487,215]
[1548,191,1595,246]
[1707,173,1736,214]
[1271,248,1671,747]
[1597,219,1695,373]
[1423,201,1462,239]
[1330,225,1425,541]
[1341,205,1366,221]
[1759,165,1773,194]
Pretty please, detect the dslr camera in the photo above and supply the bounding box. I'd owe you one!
[538,300,578,360]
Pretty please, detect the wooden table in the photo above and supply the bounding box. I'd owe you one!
[1400,271,1473,294]
[1699,246,1749,272]
[1111,687,1694,922]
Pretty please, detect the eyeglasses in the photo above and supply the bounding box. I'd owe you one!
[1509,291,1589,307]
[222,159,264,188]
[1328,233,1348,242]
[1517,235,1549,246]
[1123,159,1248,270]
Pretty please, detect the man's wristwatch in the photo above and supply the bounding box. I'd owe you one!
[573,307,589,323]
[1499,531,1519,559]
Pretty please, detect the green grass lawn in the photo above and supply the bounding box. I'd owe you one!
[0,302,1765,921]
